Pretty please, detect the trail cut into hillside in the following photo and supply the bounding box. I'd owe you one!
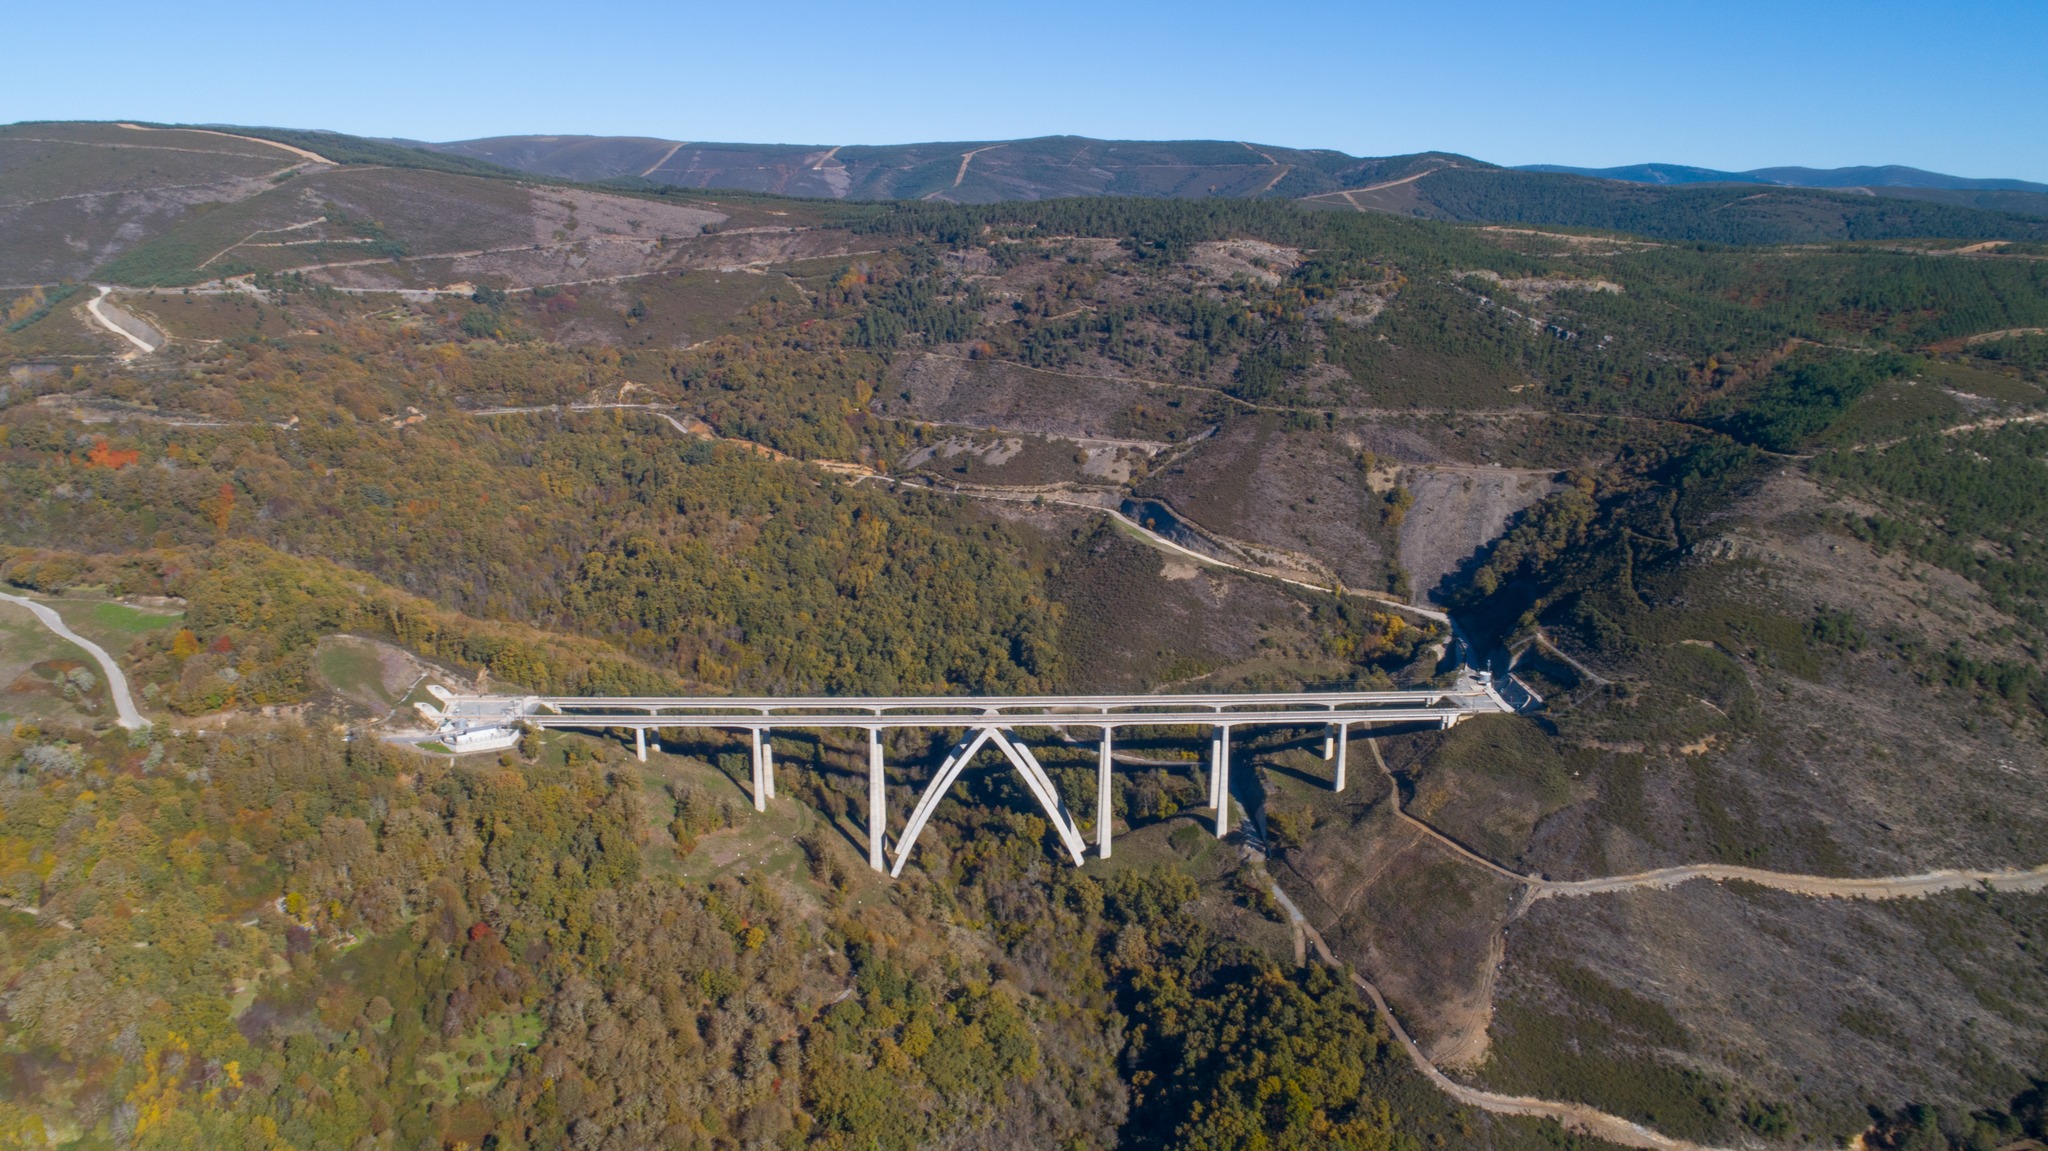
[1260,864,1734,1150]
[114,122,334,165]
[1252,725,2048,1148]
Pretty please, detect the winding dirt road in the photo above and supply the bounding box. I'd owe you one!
[1258,862,1729,1150]
[114,122,333,165]
[1532,861,2048,901]
[1249,716,2048,1147]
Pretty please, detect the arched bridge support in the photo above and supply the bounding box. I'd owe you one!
[891,726,1088,877]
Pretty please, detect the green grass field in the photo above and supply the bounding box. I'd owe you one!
[55,597,182,638]
[36,597,182,675]
[315,637,399,706]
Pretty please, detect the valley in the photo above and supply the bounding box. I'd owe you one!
[4,119,2048,1150]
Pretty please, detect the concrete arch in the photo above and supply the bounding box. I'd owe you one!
[988,729,1088,866]
[889,726,1088,877]
[891,728,996,877]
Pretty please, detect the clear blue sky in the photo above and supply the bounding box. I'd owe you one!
[9,0,2045,180]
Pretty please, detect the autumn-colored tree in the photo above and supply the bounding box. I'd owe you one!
[4,287,44,324]
[211,481,235,538]
[84,440,141,469]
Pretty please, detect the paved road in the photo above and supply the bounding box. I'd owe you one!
[0,592,148,729]
[86,286,161,353]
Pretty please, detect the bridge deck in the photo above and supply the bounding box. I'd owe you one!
[437,685,1506,728]
[511,706,1482,729]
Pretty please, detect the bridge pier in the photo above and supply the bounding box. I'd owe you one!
[635,727,646,763]
[1213,725,1232,839]
[1097,727,1113,859]
[750,729,767,811]
[868,728,886,872]
[1208,729,1222,809]
[1334,721,1349,793]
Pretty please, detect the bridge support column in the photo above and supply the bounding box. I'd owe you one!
[1097,727,1113,859]
[751,728,766,812]
[1323,730,1334,760]
[762,729,776,800]
[1334,722,1348,793]
[635,727,646,763]
[1208,729,1223,809]
[868,729,885,873]
[1213,725,1231,839]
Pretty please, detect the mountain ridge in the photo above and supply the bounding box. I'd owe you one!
[419,131,2048,216]
[1517,161,2048,217]
[415,132,1480,203]
[1516,160,2048,194]
[6,120,2047,291]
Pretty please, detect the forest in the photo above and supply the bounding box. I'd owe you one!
[0,719,1540,1150]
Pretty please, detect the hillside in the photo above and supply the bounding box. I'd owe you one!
[426,129,2048,241]
[1519,161,2048,217]
[0,122,334,283]
[421,133,1461,203]
[9,122,2046,294]
[5,141,2048,1150]
[1299,165,2048,243]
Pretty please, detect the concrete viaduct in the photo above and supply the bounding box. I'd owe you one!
[427,679,1511,877]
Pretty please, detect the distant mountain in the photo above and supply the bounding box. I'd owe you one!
[1518,162,2048,217]
[418,133,2048,230]
[302,131,2048,245]
[1517,161,2048,192]
[424,134,2048,214]
[416,134,1479,203]
[6,120,2041,285]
